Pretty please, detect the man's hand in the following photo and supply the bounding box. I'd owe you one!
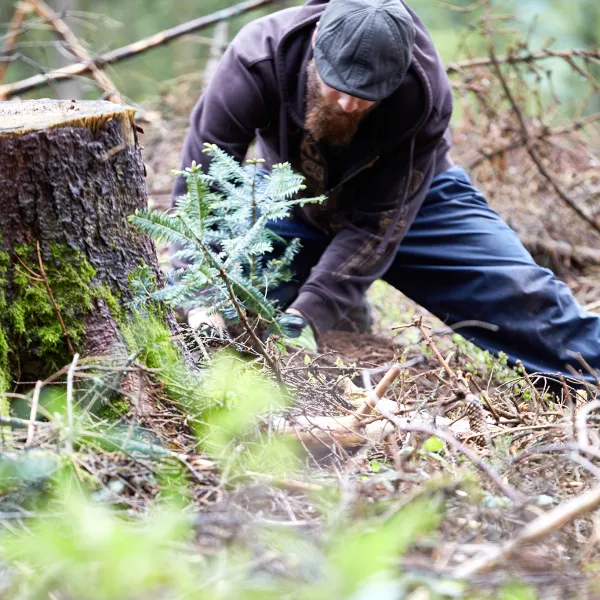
[272,309,318,353]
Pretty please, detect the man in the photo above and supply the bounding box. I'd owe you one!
[173,0,600,381]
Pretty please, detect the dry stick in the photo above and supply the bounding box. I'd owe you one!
[515,359,544,412]
[26,0,122,103]
[467,112,600,169]
[65,353,79,454]
[568,351,600,387]
[0,1,32,84]
[561,55,600,93]
[454,484,600,578]
[484,17,600,236]
[25,380,43,446]
[373,404,525,504]
[36,241,75,356]
[356,365,401,417]
[415,317,457,382]
[446,48,600,74]
[0,0,281,98]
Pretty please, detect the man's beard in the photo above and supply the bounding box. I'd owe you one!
[305,60,369,147]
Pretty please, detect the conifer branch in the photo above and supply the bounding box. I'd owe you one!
[131,147,323,381]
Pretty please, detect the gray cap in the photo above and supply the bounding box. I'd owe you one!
[314,0,416,102]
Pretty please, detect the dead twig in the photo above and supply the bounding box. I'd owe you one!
[454,484,600,578]
[26,0,122,102]
[446,48,600,74]
[0,0,281,99]
[413,317,457,383]
[0,1,33,85]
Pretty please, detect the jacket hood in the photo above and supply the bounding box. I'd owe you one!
[274,0,450,156]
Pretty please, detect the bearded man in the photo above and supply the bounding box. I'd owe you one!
[173,0,600,382]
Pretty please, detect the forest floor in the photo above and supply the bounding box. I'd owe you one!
[2,92,600,599]
[118,93,600,598]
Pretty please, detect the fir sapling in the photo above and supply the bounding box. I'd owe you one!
[130,143,324,332]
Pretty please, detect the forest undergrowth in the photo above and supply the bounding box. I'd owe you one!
[1,139,599,599]
[1,2,600,598]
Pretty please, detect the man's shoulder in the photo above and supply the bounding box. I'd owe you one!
[230,6,307,67]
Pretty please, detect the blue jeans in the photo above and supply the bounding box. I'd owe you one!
[267,166,600,380]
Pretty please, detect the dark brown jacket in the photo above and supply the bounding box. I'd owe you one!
[174,0,454,334]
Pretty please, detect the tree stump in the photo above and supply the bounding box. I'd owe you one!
[0,99,176,393]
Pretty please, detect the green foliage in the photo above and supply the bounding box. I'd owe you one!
[452,334,517,384]
[120,307,206,412]
[130,145,323,327]
[422,435,446,454]
[0,245,10,404]
[1,486,197,600]
[497,582,539,600]
[326,497,443,597]
[198,352,297,478]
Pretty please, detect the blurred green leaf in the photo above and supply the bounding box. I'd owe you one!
[422,436,445,454]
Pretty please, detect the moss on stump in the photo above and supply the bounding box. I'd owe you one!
[0,99,180,394]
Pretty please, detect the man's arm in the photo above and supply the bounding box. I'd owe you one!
[290,141,442,335]
[172,30,277,201]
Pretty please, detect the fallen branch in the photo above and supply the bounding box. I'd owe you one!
[454,484,600,578]
[0,1,33,84]
[24,0,122,103]
[518,236,600,267]
[446,48,600,75]
[0,0,280,99]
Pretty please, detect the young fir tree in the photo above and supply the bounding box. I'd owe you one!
[130,144,324,331]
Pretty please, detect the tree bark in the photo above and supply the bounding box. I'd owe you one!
[0,99,174,387]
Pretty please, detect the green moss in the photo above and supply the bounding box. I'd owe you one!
[97,397,130,420]
[0,241,97,382]
[0,243,12,404]
[121,309,205,412]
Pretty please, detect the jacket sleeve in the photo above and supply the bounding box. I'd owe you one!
[171,37,276,201]
[290,136,441,335]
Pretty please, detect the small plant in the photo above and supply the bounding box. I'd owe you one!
[130,145,324,331]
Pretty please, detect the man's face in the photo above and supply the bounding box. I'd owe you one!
[305,59,376,147]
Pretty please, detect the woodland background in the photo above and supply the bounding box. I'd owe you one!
[1,0,599,111]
